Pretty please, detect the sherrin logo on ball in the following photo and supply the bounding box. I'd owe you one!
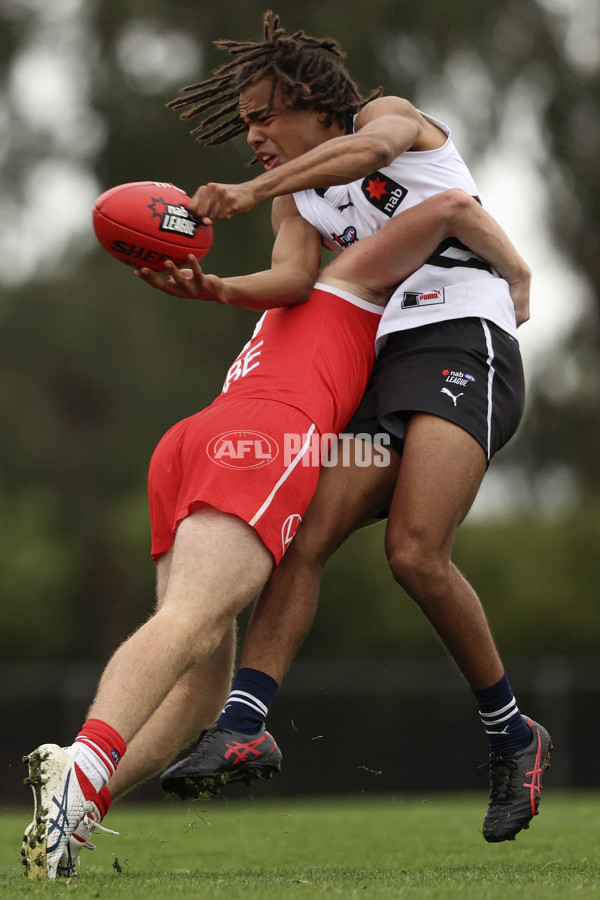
[92,181,213,271]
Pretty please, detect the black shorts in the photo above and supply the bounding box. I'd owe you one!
[345,317,525,461]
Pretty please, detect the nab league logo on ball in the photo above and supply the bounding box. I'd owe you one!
[147,196,198,239]
[207,431,279,469]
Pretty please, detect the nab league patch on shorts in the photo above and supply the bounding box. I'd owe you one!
[401,288,446,309]
[361,171,408,217]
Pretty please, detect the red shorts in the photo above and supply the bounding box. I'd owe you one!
[148,397,321,565]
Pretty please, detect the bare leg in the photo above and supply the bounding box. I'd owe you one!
[384,414,504,689]
[88,507,273,741]
[110,547,236,797]
[23,513,270,880]
[156,445,400,798]
[107,622,236,801]
[242,418,503,690]
[241,443,400,681]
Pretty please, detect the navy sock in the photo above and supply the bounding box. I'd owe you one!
[217,667,279,734]
[474,673,532,754]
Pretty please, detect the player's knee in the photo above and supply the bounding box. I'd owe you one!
[154,603,229,668]
[386,538,446,593]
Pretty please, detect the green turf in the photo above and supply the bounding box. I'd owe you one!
[1,792,599,898]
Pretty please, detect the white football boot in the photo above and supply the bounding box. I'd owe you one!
[21,743,101,880]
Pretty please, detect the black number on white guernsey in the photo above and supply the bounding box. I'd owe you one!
[425,237,493,273]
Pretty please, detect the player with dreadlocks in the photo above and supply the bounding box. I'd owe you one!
[168,12,379,146]
[19,14,545,880]
[142,11,549,846]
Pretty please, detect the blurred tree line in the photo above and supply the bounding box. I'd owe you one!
[0,0,598,666]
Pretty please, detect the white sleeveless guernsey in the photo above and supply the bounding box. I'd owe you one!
[293,114,517,348]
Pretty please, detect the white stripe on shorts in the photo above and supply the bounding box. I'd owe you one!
[480,319,495,460]
[249,424,317,526]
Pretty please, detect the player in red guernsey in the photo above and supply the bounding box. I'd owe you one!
[21,188,526,880]
[149,285,382,565]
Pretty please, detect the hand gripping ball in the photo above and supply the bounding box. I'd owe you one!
[92,181,213,271]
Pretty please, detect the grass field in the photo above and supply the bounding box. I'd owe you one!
[1,792,599,898]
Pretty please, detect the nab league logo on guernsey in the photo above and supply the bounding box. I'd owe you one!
[207,431,278,469]
[361,172,408,217]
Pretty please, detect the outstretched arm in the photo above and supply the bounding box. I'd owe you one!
[320,190,531,325]
[135,196,323,311]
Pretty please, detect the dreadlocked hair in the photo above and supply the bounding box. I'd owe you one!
[167,10,382,145]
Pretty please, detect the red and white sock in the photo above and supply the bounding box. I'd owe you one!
[72,718,127,806]
[95,785,112,821]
